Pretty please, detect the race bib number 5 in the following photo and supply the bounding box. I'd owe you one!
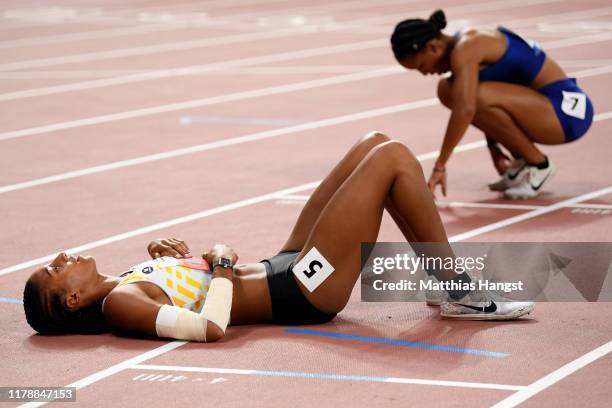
[561,91,587,120]
[292,247,335,292]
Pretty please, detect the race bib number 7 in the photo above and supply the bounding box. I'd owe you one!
[561,91,587,120]
[292,247,335,292]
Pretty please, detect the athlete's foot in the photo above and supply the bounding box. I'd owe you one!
[440,291,534,320]
[488,159,527,191]
[504,160,556,199]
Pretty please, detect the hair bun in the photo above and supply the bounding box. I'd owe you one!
[428,9,447,30]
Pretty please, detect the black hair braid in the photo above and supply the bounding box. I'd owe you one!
[390,9,447,61]
[428,9,447,31]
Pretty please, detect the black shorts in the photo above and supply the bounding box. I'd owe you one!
[263,251,337,325]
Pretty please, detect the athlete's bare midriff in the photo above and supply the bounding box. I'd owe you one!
[231,262,273,324]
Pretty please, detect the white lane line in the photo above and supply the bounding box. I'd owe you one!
[538,33,612,49]
[0,180,320,276]
[17,340,186,408]
[0,26,318,72]
[222,0,421,20]
[129,364,527,391]
[0,98,437,194]
[0,65,392,79]
[0,69,151,79]
[0,1,597,103]
[594,111,612,121]
[277,198,612,212]
[275,194,312,201]
[448,186,612,242]
[274,195,543,210]
[437,202,612,211]
[438,202,540,211]
[0,23,208,50]
[491,341,612,408]
[0,66,401,141]
[0,39,386,101]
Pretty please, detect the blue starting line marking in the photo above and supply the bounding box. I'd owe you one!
[0,297,23,304]
[179,115,305,126]
[286,328,510,358]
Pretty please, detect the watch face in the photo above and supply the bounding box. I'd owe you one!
[219,258,232,268]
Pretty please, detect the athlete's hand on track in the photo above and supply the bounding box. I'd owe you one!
[147,238,191,259]
[202,244,239,267]
[489,146,512,175]
[428,169,447,198]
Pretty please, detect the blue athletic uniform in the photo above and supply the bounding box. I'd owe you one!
[478,27,594,143]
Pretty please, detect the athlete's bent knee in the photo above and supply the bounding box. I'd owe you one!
[378,140,416,162]
[475,83,498,111]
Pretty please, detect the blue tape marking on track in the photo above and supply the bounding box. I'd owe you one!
[0,297,23,304]
[286,328,510,358]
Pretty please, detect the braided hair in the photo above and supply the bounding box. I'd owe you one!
[390,10,447,61]
[23,276,108,335]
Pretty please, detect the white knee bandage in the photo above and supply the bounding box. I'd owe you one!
[155,277,233,342]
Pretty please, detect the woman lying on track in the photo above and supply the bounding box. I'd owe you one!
[391,10,594,199]
[24,133,533,342]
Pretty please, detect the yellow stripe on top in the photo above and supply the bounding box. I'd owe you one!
[177,284,195,300]
[185,274,202,290]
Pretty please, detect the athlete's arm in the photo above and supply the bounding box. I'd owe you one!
[435,40,480,169]
[103,291,226,342]
[428,37,482,196]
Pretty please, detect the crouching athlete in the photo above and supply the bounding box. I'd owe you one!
[391,10,594,198]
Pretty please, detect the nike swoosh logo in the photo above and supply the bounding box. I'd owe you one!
[457,301,497,313]
[508,165,526,180]
[530,170,552,191]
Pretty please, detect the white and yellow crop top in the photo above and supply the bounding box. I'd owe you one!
[117,257,212,313]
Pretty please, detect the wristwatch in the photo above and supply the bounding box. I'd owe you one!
[212,257,234,271]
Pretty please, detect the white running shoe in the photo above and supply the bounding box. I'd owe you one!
[440,292,534,320]
[504,161,556,199]
[425,289,444,306]
[488,159,527,191]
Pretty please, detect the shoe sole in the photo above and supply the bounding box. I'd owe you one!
[440,304,534,320]
[488,182,507,192]
[426,299,443,306]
